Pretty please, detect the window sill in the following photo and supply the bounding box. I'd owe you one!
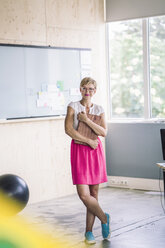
[107,118,165,124]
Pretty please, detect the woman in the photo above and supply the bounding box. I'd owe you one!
[65,77,110,244]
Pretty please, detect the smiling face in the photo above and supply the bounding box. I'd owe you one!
[80,77,97,100]
[80,83,96,99]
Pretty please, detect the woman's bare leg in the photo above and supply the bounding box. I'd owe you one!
[85,184,99,232]
[76,184,107,226]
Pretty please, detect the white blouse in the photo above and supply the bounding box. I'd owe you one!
[68,101,104,130]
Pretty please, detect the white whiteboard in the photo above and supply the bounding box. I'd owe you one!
[0,44,91,119]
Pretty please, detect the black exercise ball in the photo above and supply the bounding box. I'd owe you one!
[0,174,29,213]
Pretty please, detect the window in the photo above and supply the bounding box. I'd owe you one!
[107,16,165,120]
[150,16,165,118]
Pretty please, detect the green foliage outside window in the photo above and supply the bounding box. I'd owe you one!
[150,16,165,118]
[109,16,165,119]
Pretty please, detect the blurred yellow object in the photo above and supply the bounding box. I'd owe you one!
[0,192,68,248]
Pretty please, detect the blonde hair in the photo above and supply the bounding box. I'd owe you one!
[80,77,97,89]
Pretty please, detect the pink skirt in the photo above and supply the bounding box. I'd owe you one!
[70,137,108,185]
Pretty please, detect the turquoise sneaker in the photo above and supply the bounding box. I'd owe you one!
[101,213,111,240]
[84,231,96,244]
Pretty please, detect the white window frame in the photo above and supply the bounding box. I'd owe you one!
[143,19,151,119]
[106,17,165,123]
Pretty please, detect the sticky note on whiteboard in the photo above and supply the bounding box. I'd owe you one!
[70,88,81,96]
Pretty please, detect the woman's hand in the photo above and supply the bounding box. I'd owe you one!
[77,111,88,123]
[87,139,99,149]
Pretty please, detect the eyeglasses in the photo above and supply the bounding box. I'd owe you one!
[81,87,95,92]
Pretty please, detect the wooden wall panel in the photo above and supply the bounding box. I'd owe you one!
[0,0,107,203]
